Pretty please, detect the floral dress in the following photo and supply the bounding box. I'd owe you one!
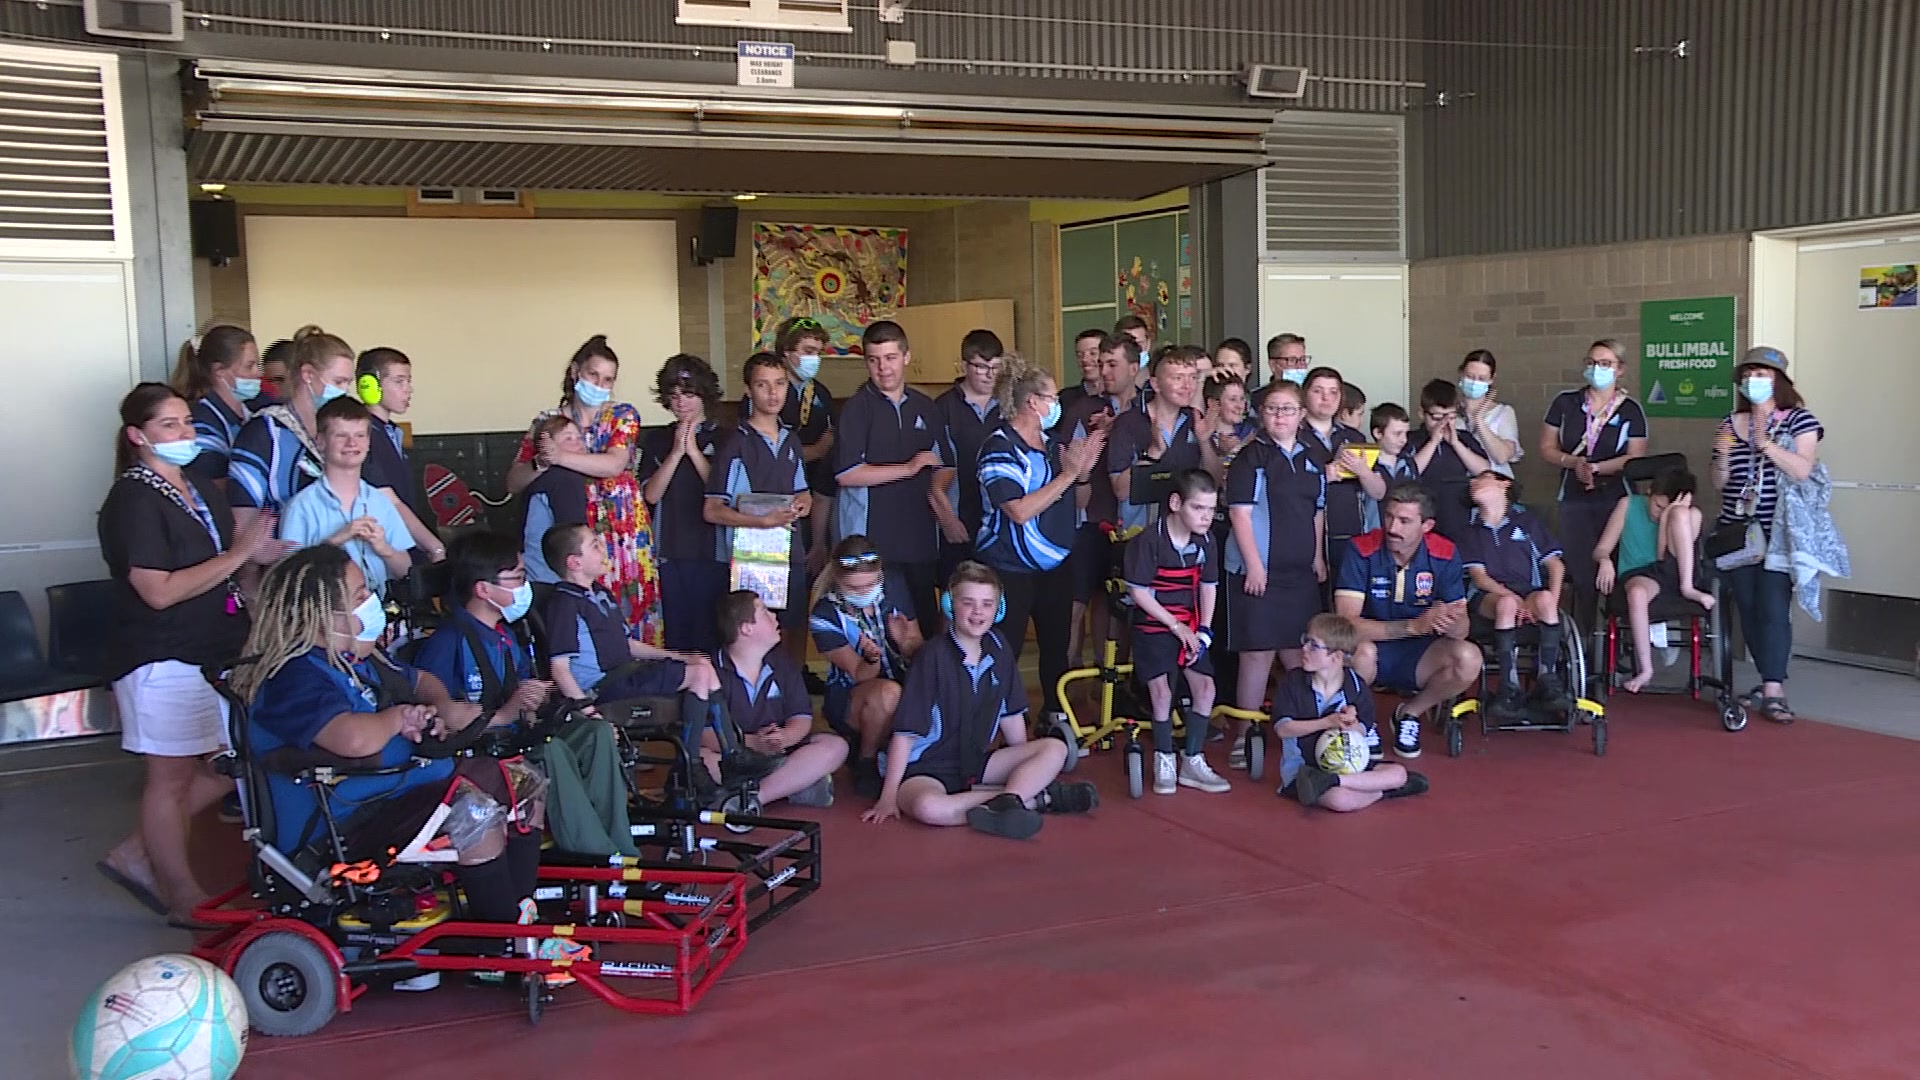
[517,401,663,645]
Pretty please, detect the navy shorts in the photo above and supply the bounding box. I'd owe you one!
[1373,637,1441,694]
[1130,625,1214,685]
[1067,525,1111,603]
[902,766,970,796]
[595,659,687,700]
[660,558,729,654]
[1223,571,1322,652]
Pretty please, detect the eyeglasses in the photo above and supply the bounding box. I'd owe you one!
[1300,636,1336,654]
[836,551,882,569]
[490,572,529,587]
[963,358,1000,373]
[1263,405,1303,417]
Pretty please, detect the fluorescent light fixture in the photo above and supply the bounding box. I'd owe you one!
[1267,273,1334,280]
[1798,235,1920,252]
[731,193,760,202]
[198,182,227,193]
[1338,273,1403,280]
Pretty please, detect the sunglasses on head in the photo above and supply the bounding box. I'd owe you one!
[837,551,882,569]
[790,317,825,331]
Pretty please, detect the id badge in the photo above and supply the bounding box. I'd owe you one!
[1736,488,1759,518]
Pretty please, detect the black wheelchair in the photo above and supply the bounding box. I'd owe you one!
[1448,604,1604,757]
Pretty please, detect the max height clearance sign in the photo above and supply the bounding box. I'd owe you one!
[1639,296,1736,418]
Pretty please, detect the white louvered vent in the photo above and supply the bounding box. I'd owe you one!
[1259,115,1403,260]
[0,44,129,260]
[677,0,850,34]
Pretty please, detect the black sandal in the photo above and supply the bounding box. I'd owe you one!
[1757,697,1796,724]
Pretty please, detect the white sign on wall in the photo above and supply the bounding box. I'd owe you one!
[737,41,795,88]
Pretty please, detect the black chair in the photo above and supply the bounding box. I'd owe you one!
[0,591,88,703]
[46,579,118,687]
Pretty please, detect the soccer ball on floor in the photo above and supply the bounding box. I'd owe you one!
[1313,728,1371,776]
[71,954,248,1080]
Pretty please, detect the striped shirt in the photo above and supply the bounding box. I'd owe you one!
[187,393,248,484]
[1716,407,1823,538]
[227,406,321,512]
[974,421,1076,573]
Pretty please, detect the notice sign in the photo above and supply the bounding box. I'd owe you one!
[1639,296,1736,418]
[737,41,795,88]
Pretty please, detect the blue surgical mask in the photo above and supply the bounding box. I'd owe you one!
[1740,376,1774,404]
[1041,399,1063,431]
[233,377,262,401]
[1458,378,1490,400]
[573,379,611,408]
[1584,364,1617,390]
[311,383,348,410]
[1281,368,1308,385]
[150,439,201,467]
[350,592,386,643]
[840,585,883,609]
[494,582,534,623]
[794,354,822,381]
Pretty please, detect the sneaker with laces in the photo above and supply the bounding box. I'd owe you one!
[1364,723,1384,762]
[1039,779,1099,814]
[1393,712,1422,759]
[1178,753,1231,793]
[1152,751,1178,795]
[1227,742,1248,770]
[392,971,441,992]
[965,792,1043,839]
[1530,668,1568,706]
[785,775,834,808]
[1489,683,1527,719]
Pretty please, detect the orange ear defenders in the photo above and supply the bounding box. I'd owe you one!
[356,373,383,406]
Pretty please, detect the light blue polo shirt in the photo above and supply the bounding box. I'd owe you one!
[279,475,415,593]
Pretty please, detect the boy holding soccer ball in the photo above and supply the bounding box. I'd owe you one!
[1273,613,1430,812]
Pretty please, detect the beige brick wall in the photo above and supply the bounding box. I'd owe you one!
[1409,234,1749,512]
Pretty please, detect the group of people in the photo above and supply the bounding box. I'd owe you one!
[91,312,1823,932]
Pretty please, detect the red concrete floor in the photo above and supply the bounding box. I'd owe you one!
[229,695,1920,1079]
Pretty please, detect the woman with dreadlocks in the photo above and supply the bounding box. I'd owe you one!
[231,544,540,931]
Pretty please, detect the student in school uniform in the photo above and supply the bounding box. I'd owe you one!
[354,347,444,565]
[1060,335,1133,669]
[706,353,813,647]
[1460,471,1569,718]
[834,320,944,635]
[171,324,260,490]
[810,535,922,796]
[862,562,1098,839]
[1221,379,1327,771]
[758,317,838,577]
[277,397,415,599]
[640,354,730,654]
[520,413,591,588]
[1124,469,1231,795]
[229,325,359,535]
[714,589,848,809]
[929,330,1004,581]
[1106,348,1219,533]
[1300,366,1385,584]
[1362,403,1417,533]
[1276,613,1430,810]
[1058,328,1106,414]
[1408,379,1493,545]
[974,355,1106,725]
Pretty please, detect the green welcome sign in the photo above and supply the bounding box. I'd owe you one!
[1640,296,1737,418]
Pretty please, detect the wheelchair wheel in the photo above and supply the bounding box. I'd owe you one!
[1050,714,1080,773]
[526,972,550,1025]
[232,930,339,1037]
[1720,702,1749,732]
[1245,728,1266,782]
[719,790,760,835]
[1592,717,1608,756]
[1446,720,1464,758]
[1125,741,1145,799]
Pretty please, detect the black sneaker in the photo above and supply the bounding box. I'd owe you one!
[719,747,782,784]
[1392,710,1422,759]
[1385,770,1430,798]
[965,793,1043,839]
[1530,668,1568,705]
[1489,683,1527,720]
[1039,779,1099,814]
[1364,722,1384,762]
[1294,766,1339,808]
[217,792,243,825]
[852,759,883,802]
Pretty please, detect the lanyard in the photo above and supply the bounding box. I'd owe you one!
[1575,392,1623,457]
[797,381,815,427]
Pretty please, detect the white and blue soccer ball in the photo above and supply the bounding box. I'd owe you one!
[71,954,248,1080]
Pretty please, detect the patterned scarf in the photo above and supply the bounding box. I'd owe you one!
[120,464,244,613]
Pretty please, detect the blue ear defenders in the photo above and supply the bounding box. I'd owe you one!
[939,589,1006,624]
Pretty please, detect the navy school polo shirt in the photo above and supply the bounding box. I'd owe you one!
[741,375,835,494]
[522,466,590,584]
[1063,393,1119,526]
[1269,665,1377,774]
[808,568,916,689]
[361,416,417,506]
[1460,506,1564,595]
[540,581,633,694]
[974,421,1077,574]
[705,421,807,568]
[888,628,1028,784]
[1302,420,1372,541]
[1334,530,1467,625]
[1104,403,1203,531]
[248,648,453,853]
[933,383,1002,538]
[639,420,726,563]
[834,382,941,564]
[411,608,535,711]
[1542,389,1649,505]
[715,647,812,735]
[187,393,248,484]
[1407,425,1491,543]
[1223,435,1327,579]
[1123,517,1217,632]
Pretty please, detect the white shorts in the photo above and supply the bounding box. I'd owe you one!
[112,660,229,758]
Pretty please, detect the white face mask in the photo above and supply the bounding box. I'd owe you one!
[573,379,611,408]
[1584,364,1617,391]
[349,592,386,642]
[1458,378,1490,400]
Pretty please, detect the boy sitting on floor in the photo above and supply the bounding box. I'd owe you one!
[863,561,1099,839]
[1279,613,1430,811]
[713,589,847,809]
[539,523,721,704]
[1461,471,1568,717]
[1593,466,1713,693]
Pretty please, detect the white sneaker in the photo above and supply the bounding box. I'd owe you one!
[1227,741,1248,770]
[393,971,441,992]
[1179,753,1232,794]
[1393,714,1423,759]
[1152,751,1178,795]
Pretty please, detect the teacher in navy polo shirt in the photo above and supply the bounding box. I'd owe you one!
[834,320,945,637]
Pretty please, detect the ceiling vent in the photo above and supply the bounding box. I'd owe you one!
[676,0,850,34]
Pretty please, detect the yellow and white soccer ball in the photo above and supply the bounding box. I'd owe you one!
[71,954,248,1080]
[1313,727,1371,776]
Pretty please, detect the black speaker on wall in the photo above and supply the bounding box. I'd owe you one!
[190,198,240,267]
[692,204,739,266]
